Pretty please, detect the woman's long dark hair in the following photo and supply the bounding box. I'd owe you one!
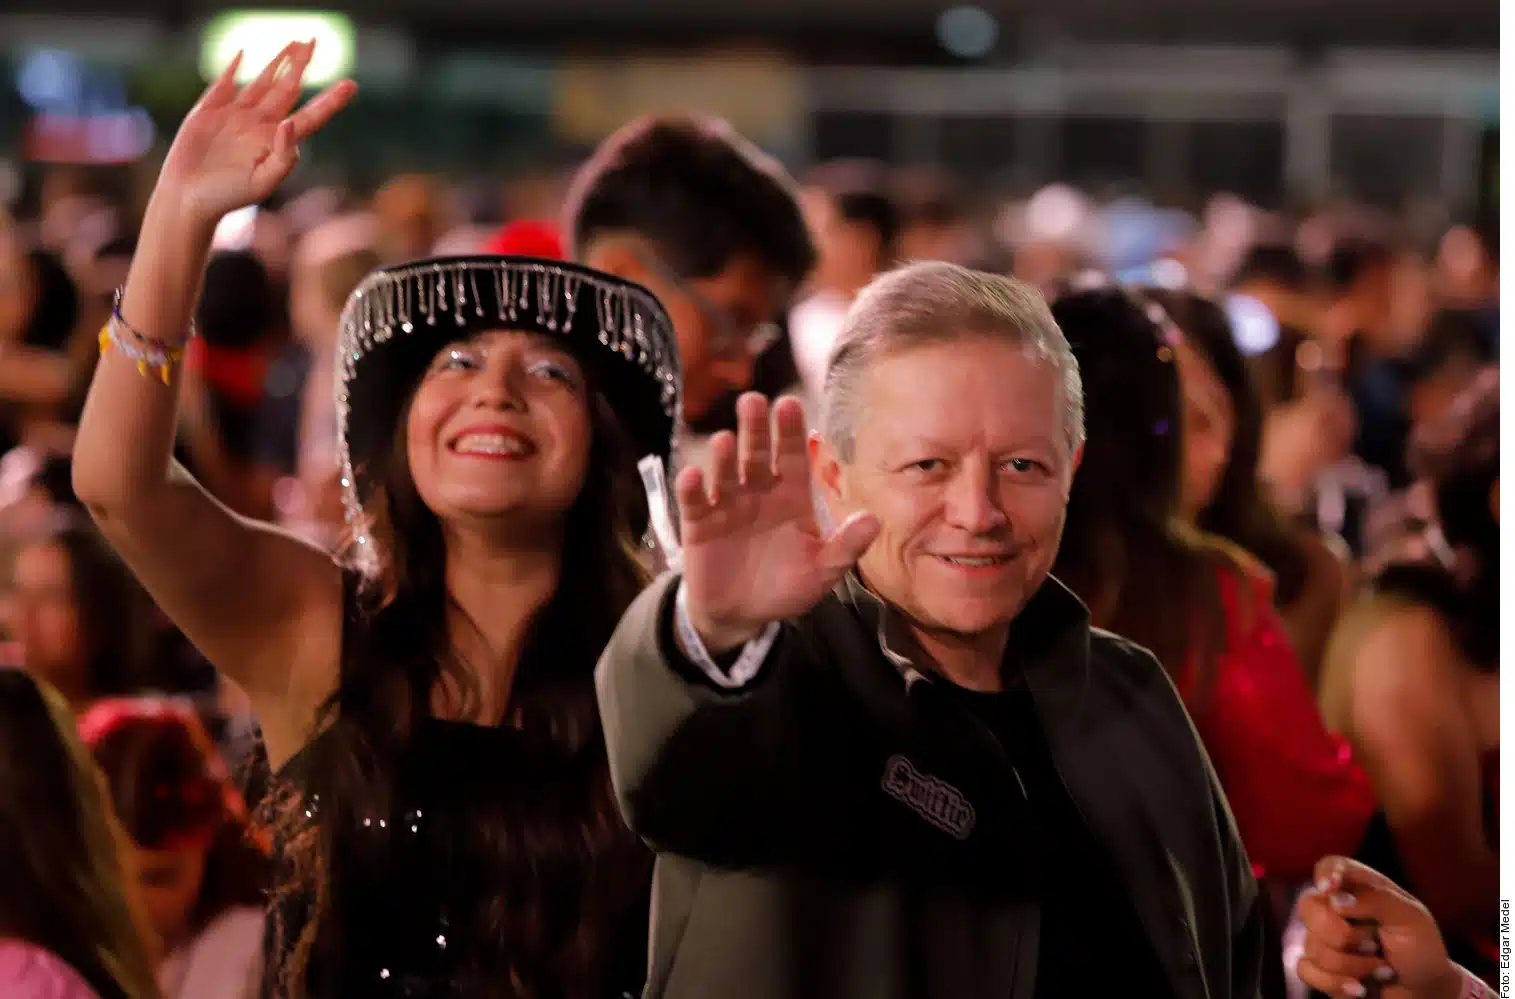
[1049,288,1228,690]
[1140,288,1312,607]
[21,249,81,353]
[0,669,163,999]
[265,379,652,998]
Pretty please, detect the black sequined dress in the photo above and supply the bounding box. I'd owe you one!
[262,714,650,999]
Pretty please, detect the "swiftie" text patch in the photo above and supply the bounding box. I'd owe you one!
[880,755,977,840]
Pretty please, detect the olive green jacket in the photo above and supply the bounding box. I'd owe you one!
[596,571,1263,999]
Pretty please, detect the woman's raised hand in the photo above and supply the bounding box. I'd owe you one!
[158,40,356,225]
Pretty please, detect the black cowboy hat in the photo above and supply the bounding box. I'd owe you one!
[334,255,681,571]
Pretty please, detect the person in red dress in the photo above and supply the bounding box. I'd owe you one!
[1048,286,1376,885]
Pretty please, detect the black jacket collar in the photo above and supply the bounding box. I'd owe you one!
[831,570,1092,701]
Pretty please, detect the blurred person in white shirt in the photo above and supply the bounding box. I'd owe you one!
[279,214,379,547]
[788,160,900,408]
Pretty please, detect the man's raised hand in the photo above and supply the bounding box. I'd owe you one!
[678,393,878,653]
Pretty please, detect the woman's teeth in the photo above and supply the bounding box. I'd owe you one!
[453,433,529,456]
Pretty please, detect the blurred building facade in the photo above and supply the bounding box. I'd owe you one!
[0,0,1499,213]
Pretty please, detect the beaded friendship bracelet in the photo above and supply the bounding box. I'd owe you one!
[98,288,195,385]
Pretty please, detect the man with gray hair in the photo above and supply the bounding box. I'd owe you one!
[597,261,1263,999]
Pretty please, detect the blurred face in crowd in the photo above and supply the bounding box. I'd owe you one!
[1259,385,1356,497]
[1346,259,1396,346]
[250,212,293,281]
[133,839,211,945]
[898,220,974,267]
[806,190,885,297]
[1386,251,1433,354]
[405,331,592,535]
[1409,353,1485,433]
[665,255,790,422]
[291,226,381,349]
[1175,341,1235,520]
[1436,224,1497,305]
[4,541,85,697]
[375,174,439,263]
[1013,242,1081,299]
[815,337,1077,647]
[585,241,792,424]
[0,447,64,545]
[289,264,331,347]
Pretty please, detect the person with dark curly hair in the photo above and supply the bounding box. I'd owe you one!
[563,113,815,432]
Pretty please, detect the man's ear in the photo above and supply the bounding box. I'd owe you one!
[810,432,845,505]
[1060,443,1084,500]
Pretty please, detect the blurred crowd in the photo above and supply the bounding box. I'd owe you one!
[0,124,1500,999]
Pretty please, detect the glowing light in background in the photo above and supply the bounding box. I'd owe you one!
[17,50,83,109]
[200,11,356,86]
[1225,294,1281,356]
[1148,258,1190,289]
[936,6,999,60]
[213,206,260,251]
[16,48,156,164]
[1023,184,1089,242]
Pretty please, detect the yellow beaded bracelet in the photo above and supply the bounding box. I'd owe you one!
[98,320,186,385]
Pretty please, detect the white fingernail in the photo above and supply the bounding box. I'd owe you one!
[1343,981,1366,998]
[1372,966,1396,983]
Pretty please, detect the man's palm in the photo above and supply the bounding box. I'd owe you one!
[678,395,878,647]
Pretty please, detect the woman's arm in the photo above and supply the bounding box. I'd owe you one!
[1341,603,1497,937]
[71,43,356,762]
[1278,528,1354,689]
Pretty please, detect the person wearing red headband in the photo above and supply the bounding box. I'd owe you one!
[82,697,271,999]
[482,219,566,260]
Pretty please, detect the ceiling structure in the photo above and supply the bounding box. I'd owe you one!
[1,0,1499,53]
